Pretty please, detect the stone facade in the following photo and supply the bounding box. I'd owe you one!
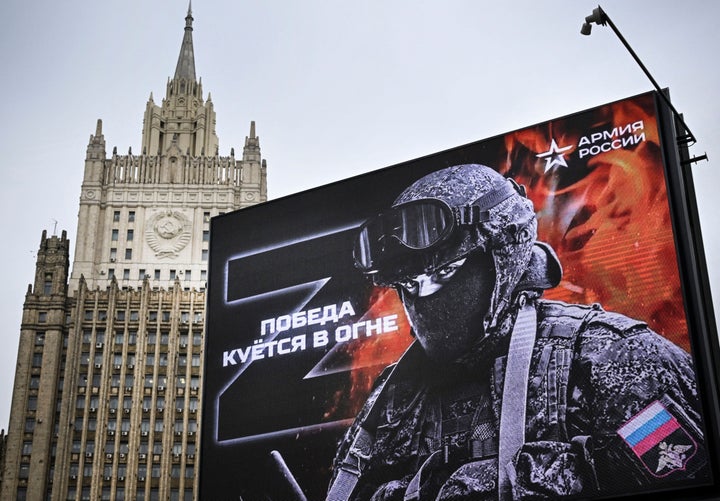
[1,5,267,500]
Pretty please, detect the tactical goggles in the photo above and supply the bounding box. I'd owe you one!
[353,178,517,282]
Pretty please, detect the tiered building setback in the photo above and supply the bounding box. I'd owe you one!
[1,5,267,500]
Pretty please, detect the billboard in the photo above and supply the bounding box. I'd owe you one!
[202,91,720,500]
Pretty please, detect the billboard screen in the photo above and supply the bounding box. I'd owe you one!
[202,91,719,500]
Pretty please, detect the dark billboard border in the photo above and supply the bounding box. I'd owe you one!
[202,90,720,500]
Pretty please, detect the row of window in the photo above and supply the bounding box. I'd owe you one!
[76,374,200,394]
[63,487,194,501]
[68,463,195,479]
[111,229,134,242]
[107,265,208,281]
[16,489,193,501]
[83,311,204,323]
[113,210,136,223]
[83,330,202,344]
[71,440,196,456]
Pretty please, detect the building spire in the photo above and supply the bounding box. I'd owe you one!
[173,1,196,81]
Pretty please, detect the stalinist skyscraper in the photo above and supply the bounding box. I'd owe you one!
[1,5,267,500]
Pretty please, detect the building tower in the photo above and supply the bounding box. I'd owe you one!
[1,5,267,500]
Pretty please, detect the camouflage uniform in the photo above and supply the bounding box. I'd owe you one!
[330,299,708,500]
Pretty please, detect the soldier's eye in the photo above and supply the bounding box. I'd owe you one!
[399,279,418,292]
[434,258,467,281]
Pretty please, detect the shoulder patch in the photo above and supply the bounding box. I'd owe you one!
[617,400,698,477]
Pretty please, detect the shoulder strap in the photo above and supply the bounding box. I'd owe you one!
[327,342,425,501]
[497,296,537,501]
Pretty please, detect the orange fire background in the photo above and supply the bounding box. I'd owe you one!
[341,93,689,416]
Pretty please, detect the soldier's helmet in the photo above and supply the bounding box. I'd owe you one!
[353,164,561,331]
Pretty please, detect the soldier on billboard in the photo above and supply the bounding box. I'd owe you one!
[328,164,709,500]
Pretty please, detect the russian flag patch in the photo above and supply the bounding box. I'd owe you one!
[617,400,697,477]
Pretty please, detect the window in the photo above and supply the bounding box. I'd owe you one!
[25,418,35,433]
[108,268,115,279]
[154,269,161,280]
[201,249,209,261]
[200,270,207,281]
[110,248,117,261]
[127,230,134,241]
[203,211,211,223]
[191,354,201,367]
[162,311,170,322]
[193,332,202,345]
[85,310,94,321]
[128,211,135,222]
[22,441,32,455]
[130,311,139,321]
[202,230,209,242]
[43,273,53,295]
[185,269,192,280]
[38,312,47,323]
[35,332,45,345]
[32,353,42,367]
[113,211,120,222]
[115,332,124,345]
[169,270,177,280]
[123,269,130,280]
[116,310,125,321]
[146,355,155,367]
[112,229,119,241]
[98,310,107,321]
[139,269,146,280]
[29,375,40,389]
[125,248,132,260]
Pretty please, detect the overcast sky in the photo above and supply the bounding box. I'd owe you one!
[1,0,718,430]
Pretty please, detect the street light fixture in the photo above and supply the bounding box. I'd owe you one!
[581,5,707,164]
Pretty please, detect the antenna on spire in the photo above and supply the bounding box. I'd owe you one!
[51,219,58,236]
